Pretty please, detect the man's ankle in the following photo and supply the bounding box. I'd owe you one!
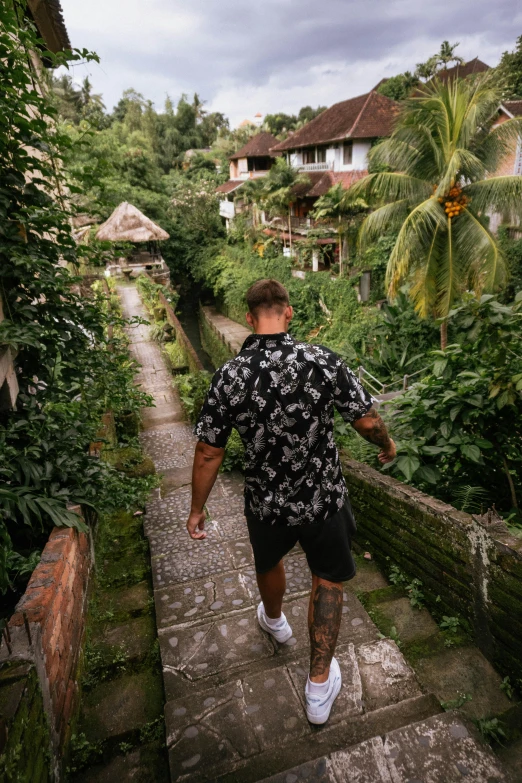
[309,668,330,684]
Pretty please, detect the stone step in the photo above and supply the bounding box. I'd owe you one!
[164,632,443,782]
[254,711,513,783]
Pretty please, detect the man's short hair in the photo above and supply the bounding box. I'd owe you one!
[246,279,290,317]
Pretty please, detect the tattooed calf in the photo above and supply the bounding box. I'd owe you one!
[309,583,343,677]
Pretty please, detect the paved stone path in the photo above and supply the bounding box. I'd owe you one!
[119,284,512,783]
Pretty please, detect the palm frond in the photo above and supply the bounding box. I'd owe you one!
[436,148,487,195]
[386,197,446,299]
[358,200,410,252]
[464,176,522,220]
[409,223,443,317]
[457,208,507,293]
[370,172,432,203]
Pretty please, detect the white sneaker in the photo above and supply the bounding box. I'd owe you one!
[305,657,342,725]
[257,602,293,644]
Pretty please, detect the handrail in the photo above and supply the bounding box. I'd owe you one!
[357,364,429,397]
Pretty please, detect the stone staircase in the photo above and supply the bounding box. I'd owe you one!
[152,474,510,782]
[119,284,514,783]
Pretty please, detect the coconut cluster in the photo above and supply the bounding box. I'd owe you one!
[436,185,470,219]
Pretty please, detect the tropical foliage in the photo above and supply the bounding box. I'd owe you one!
[349,73,522,346]
[382,294,522,515]
[0,2,154,600]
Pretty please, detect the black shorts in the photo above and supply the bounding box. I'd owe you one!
[246,496,357,583]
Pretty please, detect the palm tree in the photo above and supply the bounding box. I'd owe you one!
[437,40,464,71]
[312,184,368,276]
[259,158,310,257]
[345,73,522,347]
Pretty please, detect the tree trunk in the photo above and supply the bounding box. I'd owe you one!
[502,454,519,510]
[338,221,342,278]
[288,209,293,258]
[440,319,448,350]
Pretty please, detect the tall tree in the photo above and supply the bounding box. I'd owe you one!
[312,184,367,276]
[259,158,310,256]
[346,73,522,347]
[497,34,522,99]
[437,40,464,70]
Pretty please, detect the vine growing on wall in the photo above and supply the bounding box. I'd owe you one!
[0,1,152,598]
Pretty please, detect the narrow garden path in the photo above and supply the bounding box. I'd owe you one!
[119,283,513,783]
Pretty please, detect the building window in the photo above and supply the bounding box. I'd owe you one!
[316,147,326,163]
[302,148,315,164]
[343,141,353,165]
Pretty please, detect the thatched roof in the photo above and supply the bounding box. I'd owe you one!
[95,202,169,242]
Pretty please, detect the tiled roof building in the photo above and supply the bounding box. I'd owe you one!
[271,91,399,151]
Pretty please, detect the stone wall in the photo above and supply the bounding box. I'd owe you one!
[342,458,522,681]
[199,304,251,362]
[158,290,203,374]
[199,305,235,368]
[2,521,92,777]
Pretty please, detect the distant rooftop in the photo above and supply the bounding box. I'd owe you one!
[271,91,399,151]
[229,132,280,160]
[503,100,522,117]
[434,57,490,84]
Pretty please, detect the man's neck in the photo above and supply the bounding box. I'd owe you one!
[254,324,288,335]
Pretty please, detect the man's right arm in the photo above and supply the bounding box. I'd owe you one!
[352,406,396,464]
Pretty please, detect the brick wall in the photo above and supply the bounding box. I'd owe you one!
[7,522,91,762]
[343,458,522,681]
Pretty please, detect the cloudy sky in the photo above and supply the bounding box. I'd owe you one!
[60,0,521,126]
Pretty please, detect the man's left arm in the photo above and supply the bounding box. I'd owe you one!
[333,359,396,464]
[187,441,225,540]
[352,407,396,464]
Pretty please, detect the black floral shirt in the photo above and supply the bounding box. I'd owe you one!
[195,332,373,526]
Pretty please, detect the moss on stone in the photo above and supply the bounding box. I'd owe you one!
[103,446,156,478]
[70,479,168,779]
[0,666,51,783]
[199,310,235,369]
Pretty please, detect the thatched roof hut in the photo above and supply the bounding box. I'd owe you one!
[95,202,169,243]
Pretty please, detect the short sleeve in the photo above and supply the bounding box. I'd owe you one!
[194,370,233,448]
[333,359,373,422]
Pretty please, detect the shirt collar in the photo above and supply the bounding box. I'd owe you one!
[241,332,295,352]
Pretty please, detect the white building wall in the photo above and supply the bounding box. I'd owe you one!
[288,141,372,172]
[338,140,372,172]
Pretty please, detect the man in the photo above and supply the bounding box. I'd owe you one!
[187,279,395,725]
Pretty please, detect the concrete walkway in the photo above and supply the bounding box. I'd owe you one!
[119,284,512,783]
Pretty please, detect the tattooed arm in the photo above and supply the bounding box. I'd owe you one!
[352,406,396,464]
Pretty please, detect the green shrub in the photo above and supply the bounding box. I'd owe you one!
[164,340,188,370]
[382,293,522,513]
[221,429,245,473]
[175,371,212,423]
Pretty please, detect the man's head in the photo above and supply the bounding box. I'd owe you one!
[245,279,293,334]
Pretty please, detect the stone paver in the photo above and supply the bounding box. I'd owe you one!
[119,284,512,783]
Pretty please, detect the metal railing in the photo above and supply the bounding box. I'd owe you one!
[357,365,428,399]
[289,216,319,229]
[296,162,333,172]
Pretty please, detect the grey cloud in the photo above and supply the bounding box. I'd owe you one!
[63,0,521,112]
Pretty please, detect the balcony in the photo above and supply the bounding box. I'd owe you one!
[296,162,333,172]
[289,216,319,229]
[238,170,270,180]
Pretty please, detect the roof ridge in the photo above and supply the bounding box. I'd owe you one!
[348,90,375,137]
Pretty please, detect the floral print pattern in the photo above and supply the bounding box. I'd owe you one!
[195,332,373,525]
